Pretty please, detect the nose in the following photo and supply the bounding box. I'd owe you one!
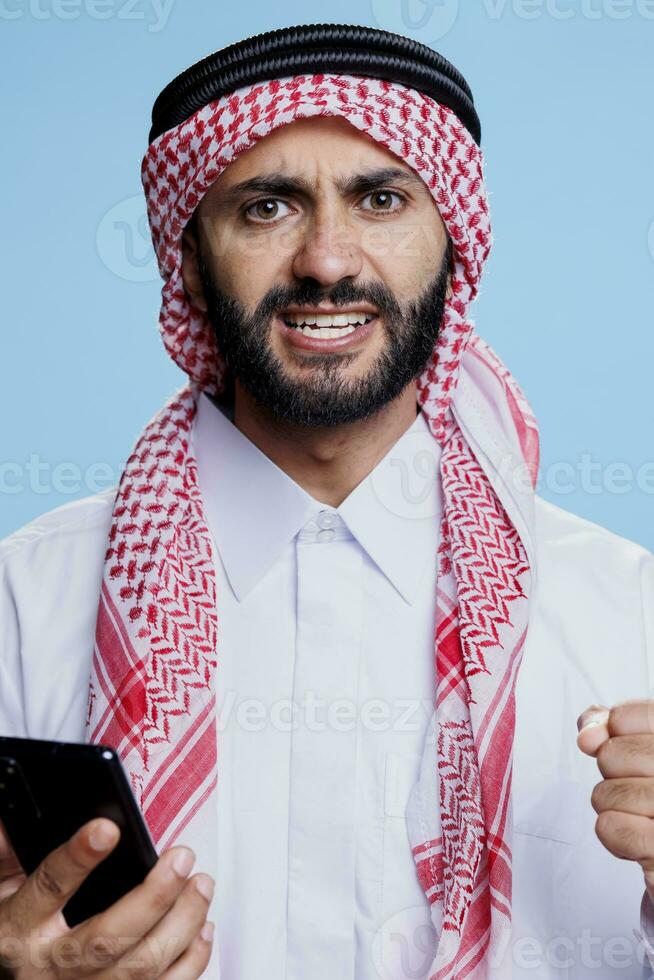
[291,211,363,285]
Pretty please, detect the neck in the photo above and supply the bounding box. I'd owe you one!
[230,381,420,507]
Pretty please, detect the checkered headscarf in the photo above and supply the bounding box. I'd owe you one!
[86,73,539,979]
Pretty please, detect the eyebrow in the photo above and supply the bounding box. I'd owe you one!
[217,166,425,208]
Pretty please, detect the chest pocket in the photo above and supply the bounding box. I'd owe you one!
[379,752,437,980]
[512,778,589,979]
[514,777,586,845]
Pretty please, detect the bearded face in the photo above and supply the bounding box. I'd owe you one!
[182,115,453,426]
[197,239,452,427]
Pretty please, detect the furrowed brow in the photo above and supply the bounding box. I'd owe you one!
[220,174,315,206]
[218,166,423,209]
[334,167,424,196]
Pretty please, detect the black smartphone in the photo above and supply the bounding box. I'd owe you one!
[0,736,159,927]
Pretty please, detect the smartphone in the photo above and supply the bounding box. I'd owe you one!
[0,736,159,927]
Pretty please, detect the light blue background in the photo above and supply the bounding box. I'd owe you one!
[1,0,653,549]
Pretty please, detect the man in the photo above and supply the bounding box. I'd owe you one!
[0,21,653,980]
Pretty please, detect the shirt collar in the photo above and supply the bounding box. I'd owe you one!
[191,392,441,604]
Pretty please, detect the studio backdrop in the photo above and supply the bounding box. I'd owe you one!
[1,0,653,550]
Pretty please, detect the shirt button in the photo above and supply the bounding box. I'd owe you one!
[317,510,337,530]
[317,528,335,543]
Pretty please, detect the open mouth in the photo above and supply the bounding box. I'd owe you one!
[280,310,376,339]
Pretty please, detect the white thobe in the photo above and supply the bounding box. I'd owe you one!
[1,391,654,979]
[191,393,441,980]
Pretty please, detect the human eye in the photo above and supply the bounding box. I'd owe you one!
[358,189,407,215]
[243,198,295,223]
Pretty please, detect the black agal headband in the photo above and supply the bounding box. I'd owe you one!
[148,22,481,146]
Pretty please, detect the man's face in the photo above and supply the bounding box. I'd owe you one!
[183,116,451,426]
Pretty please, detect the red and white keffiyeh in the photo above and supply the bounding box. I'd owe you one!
[86,73,539,979]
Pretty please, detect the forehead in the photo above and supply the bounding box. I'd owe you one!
[215,115,415,186]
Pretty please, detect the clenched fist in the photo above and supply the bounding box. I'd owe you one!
[577,699,654,904]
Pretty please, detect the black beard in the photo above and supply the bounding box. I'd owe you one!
[197,239,452,428]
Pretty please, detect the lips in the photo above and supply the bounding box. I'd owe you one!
[281,312,374,338]
[276,313,379,353]
[280,305,379,322]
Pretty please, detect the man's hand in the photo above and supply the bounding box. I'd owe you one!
[578,699,654,904]
[0,817,215,978]
[0,823,26,904]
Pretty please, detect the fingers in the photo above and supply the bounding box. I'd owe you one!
[592,777,654,818]
[95,873,214,980]
[576,704,610,756]
[71,846,199,963]
[161,922,214,980]
[3,818,119,931]
[577,700,654,758]
[594,809,654,871]
[606,700,654,737]
[580,699,654,902]
[596,734,654,779]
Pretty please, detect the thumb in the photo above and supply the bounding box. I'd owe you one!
[576,704,610,756]
[0,820,22,879]
[3,818,119,931]
[0,873,26,904]
[0,820,25,902]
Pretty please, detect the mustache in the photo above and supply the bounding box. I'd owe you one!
[195,238,453,338]
[251,279,404,327]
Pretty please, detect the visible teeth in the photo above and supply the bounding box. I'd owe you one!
[283,311,374,328]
